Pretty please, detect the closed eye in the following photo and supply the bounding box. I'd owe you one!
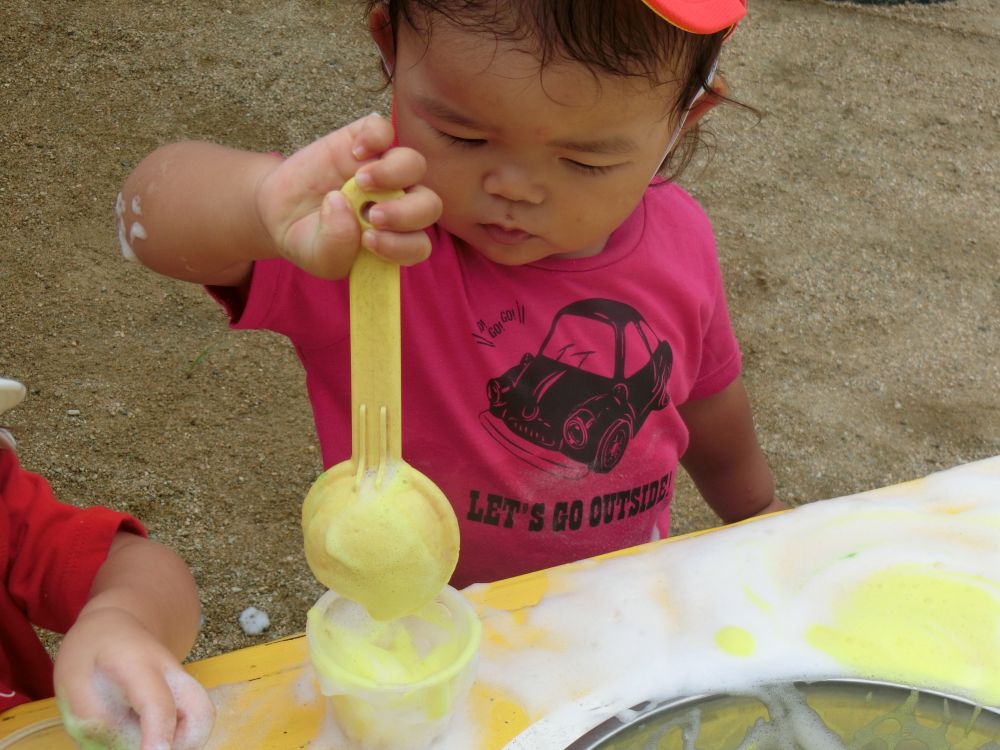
[563,159,616,176]
[434,129,486,148]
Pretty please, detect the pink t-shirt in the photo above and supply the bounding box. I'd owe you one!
[212,181,740,586]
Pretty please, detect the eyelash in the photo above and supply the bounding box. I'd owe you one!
[434,128,614,176]
[435,130,485,148]
[565,160,613,176]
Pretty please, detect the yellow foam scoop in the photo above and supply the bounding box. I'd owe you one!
[302,178,460,621]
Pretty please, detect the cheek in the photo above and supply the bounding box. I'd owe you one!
[424,160,467,206]
[563,180,642,232]
[610,170,657,216]
[422,152,479,204]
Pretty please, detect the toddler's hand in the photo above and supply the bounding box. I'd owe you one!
[255,113,442,279]
[54,608,215,750]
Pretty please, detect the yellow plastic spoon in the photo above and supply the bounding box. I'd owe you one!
[302,178,460,621]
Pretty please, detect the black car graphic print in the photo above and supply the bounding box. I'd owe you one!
[480,299,673,477]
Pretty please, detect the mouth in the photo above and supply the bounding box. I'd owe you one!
[479,223,535,246]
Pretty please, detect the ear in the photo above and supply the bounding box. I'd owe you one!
[367,3,396,76]
[681,74,729,134]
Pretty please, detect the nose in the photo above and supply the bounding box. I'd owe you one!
[483,163,545,205]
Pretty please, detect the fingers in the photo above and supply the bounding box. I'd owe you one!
[286,111,396,199]
[89,664,213,750]
[360,184,441,265]
[281,190,364,279]
[281,113,395,198]
[57,668,142,750]
[65,672,212,750]
[294,182,438,274]
[354,145,427,192]
[115,661,179,750]
[351,146,439,246]
[351,148,441,265]
[166,671,215,750]
[54,632,136,745]
[299,154,440,272]
[255,113,393,259]
[53,609,213,750]
[262,114,441,277]
[347,112,397,163]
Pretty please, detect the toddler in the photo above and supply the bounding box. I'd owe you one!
[0,378,214,749]
[118,0,783,588]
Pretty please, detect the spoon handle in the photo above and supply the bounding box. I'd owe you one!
[341,179,405,484]
[350,250,401,474]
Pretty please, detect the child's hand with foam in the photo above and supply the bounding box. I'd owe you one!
[53,533,215,750]
[254,112,442,279]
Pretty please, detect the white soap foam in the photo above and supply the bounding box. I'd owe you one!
[114,192,137,261]
[238,606,270,636]
[165,669,215,750]
[451,458,1000,749]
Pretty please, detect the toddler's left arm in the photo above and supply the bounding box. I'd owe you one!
[678,377,785,523]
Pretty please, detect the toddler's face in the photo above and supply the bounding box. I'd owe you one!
[387,19,687,265]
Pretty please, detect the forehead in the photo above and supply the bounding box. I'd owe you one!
[394,19,680,125]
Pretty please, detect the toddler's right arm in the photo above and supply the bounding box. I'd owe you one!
[54,531,213,750]
[118,113,441,287]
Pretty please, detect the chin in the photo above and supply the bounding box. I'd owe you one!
[470,245,532,266]
[451,233,536,265]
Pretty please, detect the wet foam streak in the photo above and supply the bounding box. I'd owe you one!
[444,458,1000,748]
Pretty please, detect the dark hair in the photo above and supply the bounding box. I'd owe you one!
[364,0,728,176]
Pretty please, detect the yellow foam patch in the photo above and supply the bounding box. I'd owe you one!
[468,683,532,749]
[742,584,773,615]
[807,564,1000,705]
[715,626,756,657]
[467,570,550,612]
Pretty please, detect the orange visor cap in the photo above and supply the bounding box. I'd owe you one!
[639,0,747,36]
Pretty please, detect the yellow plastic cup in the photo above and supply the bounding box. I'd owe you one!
[306,586,481,750]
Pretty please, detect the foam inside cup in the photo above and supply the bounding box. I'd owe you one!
[306,586,481,750]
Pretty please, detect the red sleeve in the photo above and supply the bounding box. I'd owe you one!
[1,450,146,634]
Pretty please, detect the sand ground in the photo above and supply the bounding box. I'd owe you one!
[1,0,997,659]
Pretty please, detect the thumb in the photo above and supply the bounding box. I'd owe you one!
[285,190,363,280]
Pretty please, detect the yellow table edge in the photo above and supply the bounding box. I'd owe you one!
[0,511,785,740]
